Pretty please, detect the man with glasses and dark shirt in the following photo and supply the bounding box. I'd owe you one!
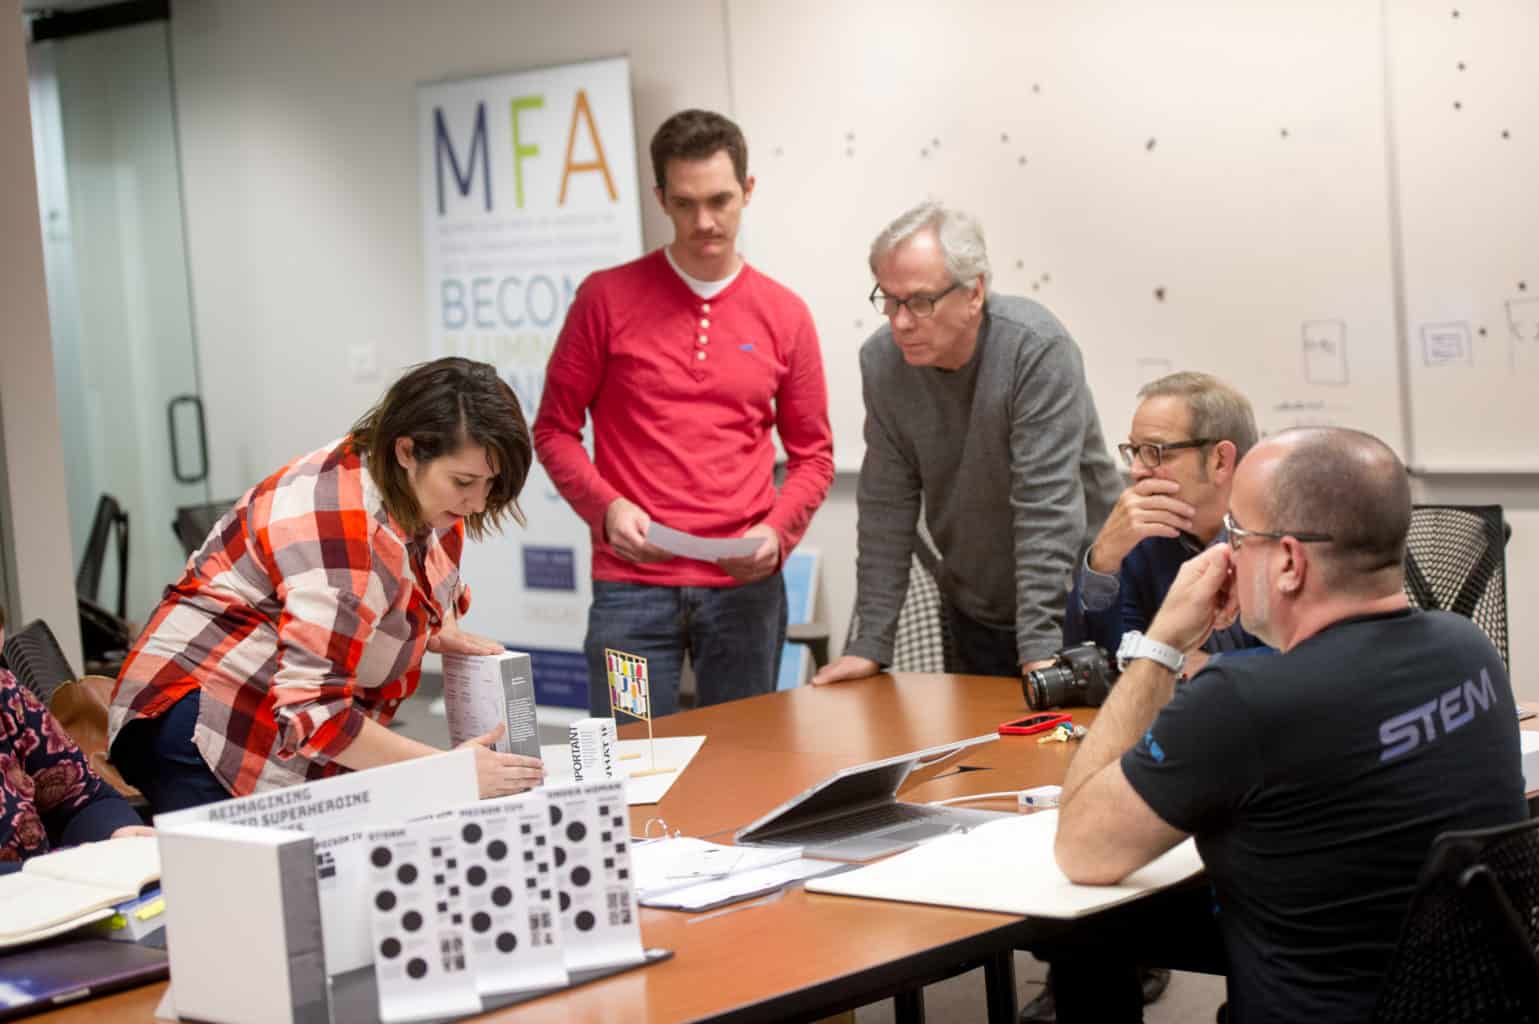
[1041,427,1525,1023]
[1064,372,1269,681]
[813,201,1120,685]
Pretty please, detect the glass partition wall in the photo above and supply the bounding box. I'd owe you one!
[28,14,209,639]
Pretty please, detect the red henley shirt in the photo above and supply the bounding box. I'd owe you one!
[533,249,834,587]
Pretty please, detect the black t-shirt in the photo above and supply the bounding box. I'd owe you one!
[1123,608,1526,1024]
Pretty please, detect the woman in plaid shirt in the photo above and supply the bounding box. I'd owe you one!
[108,358,543,813]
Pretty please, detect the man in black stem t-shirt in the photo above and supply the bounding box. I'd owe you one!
[1040,427,1525,1024]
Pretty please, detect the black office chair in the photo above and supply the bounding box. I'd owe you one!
[1402,504,1510,669]
[1371,817,1539,1023]
[76,493,129,620]
[172,499,234,558]
[2,618,77,707]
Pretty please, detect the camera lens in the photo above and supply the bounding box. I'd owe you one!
[1024,664,1075,710]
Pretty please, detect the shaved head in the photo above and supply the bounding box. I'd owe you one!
[1259,428,1410,591]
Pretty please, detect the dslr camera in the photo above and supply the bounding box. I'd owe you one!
[1023,641,1117,710]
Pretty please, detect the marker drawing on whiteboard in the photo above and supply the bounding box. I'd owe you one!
[1301,320,1348,385]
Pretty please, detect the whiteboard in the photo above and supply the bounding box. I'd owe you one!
[728,0,1406,472]
[1388,0,1539,472]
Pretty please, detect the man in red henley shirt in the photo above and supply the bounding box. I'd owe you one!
[533,109,834,717]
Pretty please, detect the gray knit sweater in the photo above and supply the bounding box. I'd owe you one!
[847,294,1121,667]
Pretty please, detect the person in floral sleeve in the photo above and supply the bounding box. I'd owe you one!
[0,604,150,872]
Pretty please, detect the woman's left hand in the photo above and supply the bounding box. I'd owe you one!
[111,825,155,840]
[428,624,504,656]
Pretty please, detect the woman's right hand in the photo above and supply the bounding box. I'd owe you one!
[457,723,545,799]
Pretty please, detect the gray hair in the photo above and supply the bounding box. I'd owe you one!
[868,201,992,291]
[1138,371,1259,462]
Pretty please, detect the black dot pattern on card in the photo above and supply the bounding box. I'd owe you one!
[496,932,517,953]
[492,886,512,907]
[403,910,423,932]
[467,865,487,886]
[462,824,483,844]
[472,911,491,933]
[376,890,396,912]
[381,938,401,959]
[575,910,596,931]
[566,822,587,842]
[372,846,392,869]
[397,864,417,885]
[572,866,591,887]
[407,958,428,979]
[489,840,508,861]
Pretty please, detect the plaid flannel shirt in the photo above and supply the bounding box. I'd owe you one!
[109,439,469,796]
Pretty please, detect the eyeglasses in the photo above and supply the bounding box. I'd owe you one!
[1116,439,1215,469]
[1223,512,1334,550]
[869,282,961,319]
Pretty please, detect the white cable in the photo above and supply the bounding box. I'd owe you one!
[927,791,1021,806]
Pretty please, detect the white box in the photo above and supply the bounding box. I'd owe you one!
[158,822,327,1024]
[442,651,541,758]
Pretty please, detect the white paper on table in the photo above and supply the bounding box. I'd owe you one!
[1520,730,1539,791]
[640,857,841,911]
[539,735,705,805]
[631,837,804,898]
[806,810,1204,919]
[646,523,762,561]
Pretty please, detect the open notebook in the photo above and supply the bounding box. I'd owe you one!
[0,836,160,948]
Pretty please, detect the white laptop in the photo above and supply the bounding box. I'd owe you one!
[734,734,1006,861]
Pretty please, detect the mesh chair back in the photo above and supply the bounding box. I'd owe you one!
[75,493,129,619]
[1403,505,1509,668]
[1373,817,1539,1023]
[1,619,78,706]
[844,554,955,673]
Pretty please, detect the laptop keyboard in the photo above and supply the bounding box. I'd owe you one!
[777,802,939,843]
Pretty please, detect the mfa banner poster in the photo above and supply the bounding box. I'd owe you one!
[418,57,643,706]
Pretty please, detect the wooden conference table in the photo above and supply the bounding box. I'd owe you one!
[40,672,1096,1024]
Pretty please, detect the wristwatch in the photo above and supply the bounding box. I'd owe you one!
[1116,631,1185,675]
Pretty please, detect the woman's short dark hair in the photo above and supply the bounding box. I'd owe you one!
[649,109,748,191]
[349,357,530,540]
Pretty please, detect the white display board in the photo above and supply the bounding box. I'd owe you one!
[728,0,1408,472]
[1389,0,1539,471]
[418,57,643,704]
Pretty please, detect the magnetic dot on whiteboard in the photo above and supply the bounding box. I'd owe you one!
[1453,101,1462,111]
[1154,287,1167,302]
[1018,155,1027,165]
[1479,326,1488,336]
[1457,62,1466,71]
[1145,138,1157,151]
[1015,259,1024,269]
[1521,282,1529,291]
[1032,83,1041,93]
[1501,130,1510,139]
[1001,132,1010,143]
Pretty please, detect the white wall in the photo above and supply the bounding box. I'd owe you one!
[162,0,1539,696]
[171,0,732,497]
[0,0,84,667]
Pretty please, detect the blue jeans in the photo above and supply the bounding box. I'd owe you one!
[583,573,788,718]
[943,601,1022,676]
[111,690,233,815]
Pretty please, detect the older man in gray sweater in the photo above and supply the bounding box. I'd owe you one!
[814,202,1120,683]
